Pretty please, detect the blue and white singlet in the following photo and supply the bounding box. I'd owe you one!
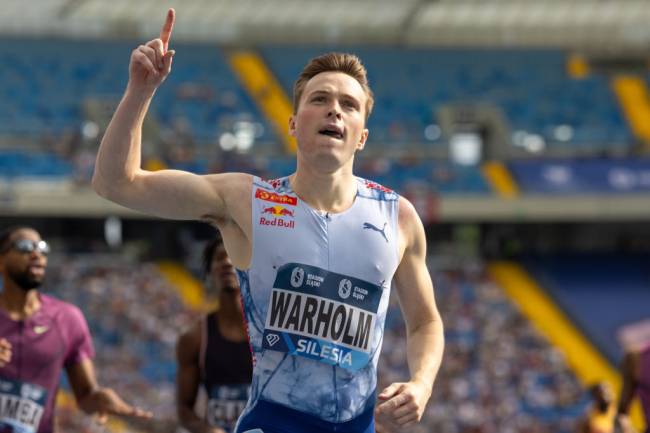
[235,176,400,432]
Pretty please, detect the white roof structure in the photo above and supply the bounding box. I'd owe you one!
[1,0,649,49]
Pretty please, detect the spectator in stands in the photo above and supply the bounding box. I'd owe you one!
[0,226,152,433]
[176,234,252,433]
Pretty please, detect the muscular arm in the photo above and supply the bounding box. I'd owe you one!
[176,322,221,433]
[394,198,444,392]
[93,81,251,222]
[91,11,252,267]
[65,358,99,413]
[375,198,444,428]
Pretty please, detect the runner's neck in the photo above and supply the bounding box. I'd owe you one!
[289,170,357,214]
[0,289,41,320]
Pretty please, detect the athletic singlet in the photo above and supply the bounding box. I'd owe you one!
[200,312,252,432]
[0,294,94,433]
[638,345,650,432]
[235,176,400,432]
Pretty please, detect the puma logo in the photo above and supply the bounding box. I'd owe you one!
[363,222,388,243]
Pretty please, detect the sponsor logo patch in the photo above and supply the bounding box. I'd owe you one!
[255,189,297,206]
[33,326,48,335]
[261,205,294,218]
[363,222,389,243]
[258,217,295,229]
[266,334,280,347]
[259,205,296,228]
[363,179,393,193]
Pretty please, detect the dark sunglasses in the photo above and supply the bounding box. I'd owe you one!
[9,239,50,256]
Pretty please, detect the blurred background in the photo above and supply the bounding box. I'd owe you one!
[0,0,649,432]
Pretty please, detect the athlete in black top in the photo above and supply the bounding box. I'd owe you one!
[176,234,252,433]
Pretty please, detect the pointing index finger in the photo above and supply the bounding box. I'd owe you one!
[160,8,175,53]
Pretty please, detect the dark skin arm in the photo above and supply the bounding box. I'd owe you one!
[65,358,152,423]
[618,352,638,416]
[176,320,224,433]
[615,352,639,433]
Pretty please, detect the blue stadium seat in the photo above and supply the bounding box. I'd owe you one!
[260,47,633,151]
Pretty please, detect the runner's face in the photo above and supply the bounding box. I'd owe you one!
[290,72,368,168]
[0,229,48,291]
[210,245,239,293]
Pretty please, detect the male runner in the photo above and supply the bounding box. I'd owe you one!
[0,226,151,433]
[176,234,252,433]
[93,9,444,432]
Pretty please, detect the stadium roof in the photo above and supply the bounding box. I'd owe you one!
[1,0,649,50]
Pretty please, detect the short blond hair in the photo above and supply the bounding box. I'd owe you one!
[292,52,374,122]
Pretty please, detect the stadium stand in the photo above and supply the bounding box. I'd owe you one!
[41,250,590,432]
[0,39,273,145]
[45,253,195,432]
[380,260,588,433]
[522,254,650,364]
[260,47,633,151]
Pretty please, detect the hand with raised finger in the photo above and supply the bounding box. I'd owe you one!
[128,8,176,93]
[0,338,12,367]
[374,381,431,430]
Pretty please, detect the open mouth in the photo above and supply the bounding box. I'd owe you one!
[28,264,45,275]
[319,126,344,139]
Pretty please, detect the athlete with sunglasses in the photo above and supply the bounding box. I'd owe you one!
[0,226,152,433]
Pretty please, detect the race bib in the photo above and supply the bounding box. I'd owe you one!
[262,263,382,371]
[0,378,47,433]
[206,384,249,432]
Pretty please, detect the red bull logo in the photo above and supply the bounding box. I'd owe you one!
[261,206,294,218]
[255,189,297,206]
[259,205,295,228]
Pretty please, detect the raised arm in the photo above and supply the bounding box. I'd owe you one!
[375,197,444,431]
[92,9,250,225]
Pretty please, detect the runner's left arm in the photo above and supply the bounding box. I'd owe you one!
[375,197,444,429]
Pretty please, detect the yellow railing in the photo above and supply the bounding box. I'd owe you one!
[229,51,296,153]
[613,76,650,146]
[481,161,519,199]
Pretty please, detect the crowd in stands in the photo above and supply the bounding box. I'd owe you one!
[46,253,194,432]
[1,40,642,201]
[378,258,587,433]
[42,250,588,432]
